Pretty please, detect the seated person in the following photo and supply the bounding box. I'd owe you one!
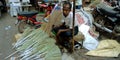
[52,1,79,46]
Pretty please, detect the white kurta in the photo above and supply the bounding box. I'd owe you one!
[61,12,79,29]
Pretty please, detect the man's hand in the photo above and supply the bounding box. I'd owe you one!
[57,29,70,36]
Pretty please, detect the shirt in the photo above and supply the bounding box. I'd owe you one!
[61,12,79,29]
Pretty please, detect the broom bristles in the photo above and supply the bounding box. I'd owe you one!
[41,10,62,35]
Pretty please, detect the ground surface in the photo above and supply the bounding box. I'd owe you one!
[0,13,17,60]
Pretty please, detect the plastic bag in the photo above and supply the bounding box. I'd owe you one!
[79,24,99,50]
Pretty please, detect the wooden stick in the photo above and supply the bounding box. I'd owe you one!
[72,0,76,52]
[5,51,19,59]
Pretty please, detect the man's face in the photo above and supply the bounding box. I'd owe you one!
[63,4,71,17]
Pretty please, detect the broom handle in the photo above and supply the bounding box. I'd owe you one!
[72,0,76,52]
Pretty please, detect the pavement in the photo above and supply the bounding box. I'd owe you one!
[0,13,18,60]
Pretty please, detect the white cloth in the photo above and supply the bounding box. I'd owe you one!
[9,0,20,2]
[61,12,79,29]
[70,2,73,10]
[22,0,30,3]
[75,10,93,27]
[10,2,22,16]
[79,24,99,50]
[76,0,82,5]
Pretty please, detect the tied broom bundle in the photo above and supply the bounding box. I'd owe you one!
[41,10,62,36]
[5,8,63,60]
[6,28,62,60]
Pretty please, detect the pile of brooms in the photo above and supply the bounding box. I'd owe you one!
[5,10,63,60]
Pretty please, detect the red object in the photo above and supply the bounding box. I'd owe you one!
[38,4,47,9]
[34,22,42,25]
[44,6,53,17]
[44,5,55,17]
[17,13,42,25]
[38,3,55,17]
[40,4,47,8]
[18,16,27,21]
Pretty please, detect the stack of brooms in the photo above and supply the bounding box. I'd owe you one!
[6,9,63,60]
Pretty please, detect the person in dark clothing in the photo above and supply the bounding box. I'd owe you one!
[52,1,80,52]
[52,1,79,38]
[0,0,7,12]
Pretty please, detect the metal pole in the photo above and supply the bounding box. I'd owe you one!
[72,0,75,52]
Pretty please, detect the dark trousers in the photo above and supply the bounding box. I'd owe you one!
[52,25,79,50]
[52,25,78,37]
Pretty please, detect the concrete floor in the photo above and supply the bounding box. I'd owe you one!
[0,13,18,60]
[0,12,120,60]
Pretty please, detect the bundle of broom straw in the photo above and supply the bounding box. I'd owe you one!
[41,10,62,36]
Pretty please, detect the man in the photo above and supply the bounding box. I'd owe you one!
[52,1,79,48]
[0,0,7,12]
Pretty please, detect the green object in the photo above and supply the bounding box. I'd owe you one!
[39,12,45,14]
[14,28,61,60]
[52,30,56,35]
